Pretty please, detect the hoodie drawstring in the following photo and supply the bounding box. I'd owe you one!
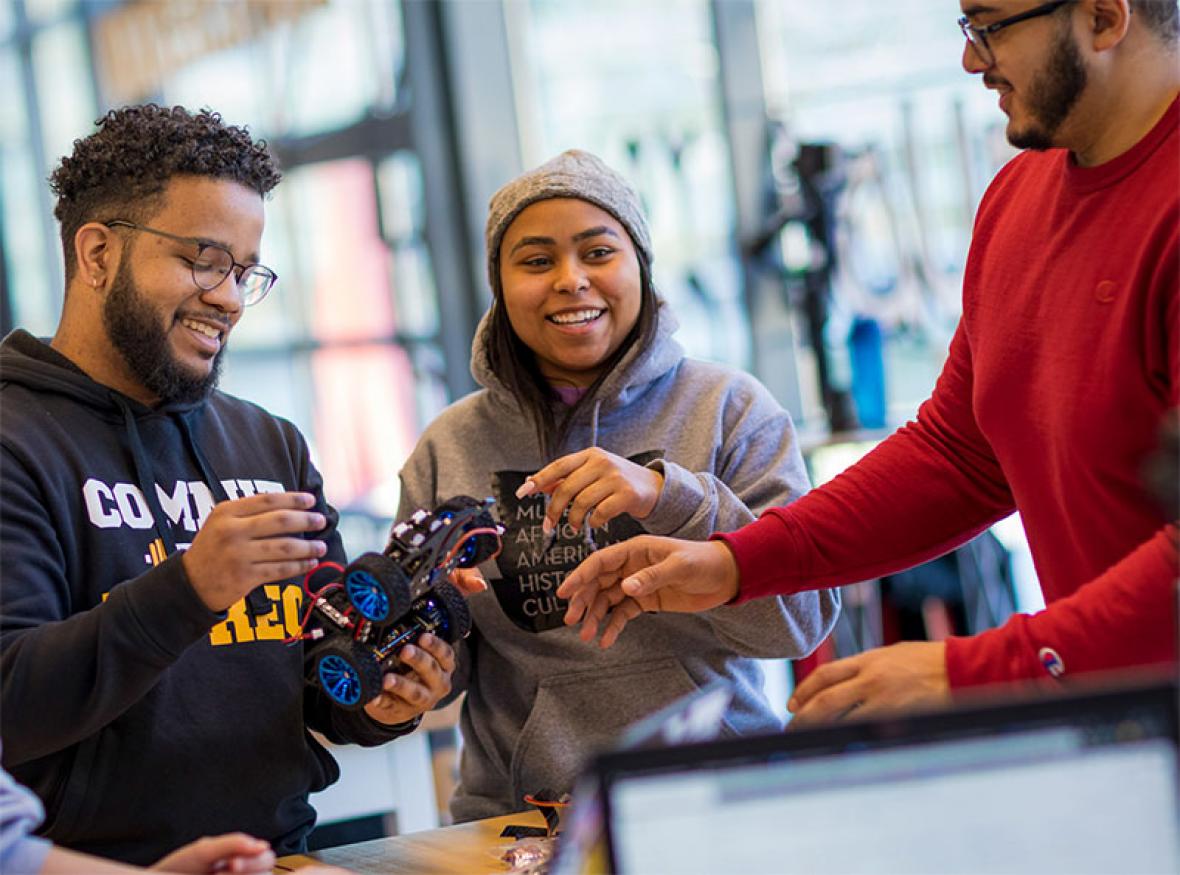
[117,397,178,557]
[588,398,602,449]
[115,398,269,616]
[178,413,230,505]
[179,411,271,616]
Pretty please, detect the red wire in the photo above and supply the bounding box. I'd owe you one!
[304,561,345,598]
[282,562,349,645]
[441,526,504,569]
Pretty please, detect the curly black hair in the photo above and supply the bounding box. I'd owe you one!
[1134,0,1180,42]
[49,104,281,280]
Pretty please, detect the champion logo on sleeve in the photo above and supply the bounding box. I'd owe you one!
[1038,646,1066,678]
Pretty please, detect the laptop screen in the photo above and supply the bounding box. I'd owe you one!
[591,680,1179,874]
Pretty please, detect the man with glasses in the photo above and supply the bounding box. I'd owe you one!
[0,105,454,865]
[557,0,1178,720]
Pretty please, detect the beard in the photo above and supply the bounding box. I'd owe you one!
[102,266,227,405]
[1006,21,1088,151]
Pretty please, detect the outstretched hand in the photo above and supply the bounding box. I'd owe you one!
[787,641,951,728]
[518,447,664,534]
[555,536,740,647]
[183,491,328,612]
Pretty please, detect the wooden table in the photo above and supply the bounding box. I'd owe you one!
[274,809,551,874]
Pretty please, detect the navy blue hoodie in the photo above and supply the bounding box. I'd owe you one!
[0,330,408,865]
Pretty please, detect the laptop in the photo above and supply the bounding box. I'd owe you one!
[548,681,735,874]
[555,677,1180,874]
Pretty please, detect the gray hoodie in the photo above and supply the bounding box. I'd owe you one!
[397,306,840,822]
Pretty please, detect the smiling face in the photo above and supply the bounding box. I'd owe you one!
[498,198,643,389]
[961,1,1089,150]
[100,176,263,405]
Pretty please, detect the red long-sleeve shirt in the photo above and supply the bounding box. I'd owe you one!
[720,97,1179,688]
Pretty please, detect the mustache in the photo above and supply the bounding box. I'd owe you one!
[178,310,232,330]
[984,74,1011,90]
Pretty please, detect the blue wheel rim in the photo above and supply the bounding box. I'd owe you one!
[347,570,390,621]
[318,654,362,706]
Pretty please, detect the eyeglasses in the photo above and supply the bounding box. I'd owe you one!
[105,219,278,306]
[958,0,1075,67]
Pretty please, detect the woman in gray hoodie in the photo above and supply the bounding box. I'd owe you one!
[397,149,839,822]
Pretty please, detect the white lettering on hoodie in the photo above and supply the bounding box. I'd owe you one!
[83,477,284,532]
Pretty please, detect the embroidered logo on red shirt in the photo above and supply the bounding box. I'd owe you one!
[1094,280,1117,303]
[1038,646,1066,678]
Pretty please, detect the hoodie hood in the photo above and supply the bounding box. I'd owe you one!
[469,299,686,427]
[0,329,206,419]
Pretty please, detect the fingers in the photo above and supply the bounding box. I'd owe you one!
[788,658,860,712]
[580,591,612,640]
[412,632,457,677]
[149,833,273,873]
[616,549,693,600]
[617,562,666,599]
[379,670,436,711]
[218,491,322,522]
[238,507,327,539]
[449,567,488,595]
[585,492,635,530]
[240,554,327,584]
[519,449,645,534]
[239,535,328,563]
[516,451,590,499]
[789,681,865,728]
[184,492,334,611]
[206,492,328,543]
[620,540,738,608]
[369,634,456,721]
[183,539,327,612]
[544,460,619,532]
[216,848,277,875]
[598,599,644,649]
[787,658,864,728]
[557,541,634,624]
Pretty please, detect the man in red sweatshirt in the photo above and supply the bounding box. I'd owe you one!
[556,0,1179,723]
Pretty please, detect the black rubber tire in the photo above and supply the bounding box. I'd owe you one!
[431,581,473,643]
[311,641,382,711]
[343,553,412,624]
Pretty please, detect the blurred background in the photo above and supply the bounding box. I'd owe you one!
[0,0,1049,840]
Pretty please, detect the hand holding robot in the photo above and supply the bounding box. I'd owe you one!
[290,496,503,712]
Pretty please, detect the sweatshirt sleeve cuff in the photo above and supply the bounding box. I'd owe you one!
[113,553,223,661]
[333,711,423,747]
[944,624,1042,689]
[713,511,807,604]
[3,836,51,875]
[642,460,707,535]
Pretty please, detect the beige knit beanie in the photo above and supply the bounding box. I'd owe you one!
[485,149,653,294]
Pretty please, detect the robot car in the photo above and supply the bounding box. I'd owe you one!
[296,495,502,711]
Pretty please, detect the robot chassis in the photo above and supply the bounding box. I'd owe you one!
[298,496,502,711]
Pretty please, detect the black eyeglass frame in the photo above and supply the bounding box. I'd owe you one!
[104,219,278,306]
[958,0,1075,66]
